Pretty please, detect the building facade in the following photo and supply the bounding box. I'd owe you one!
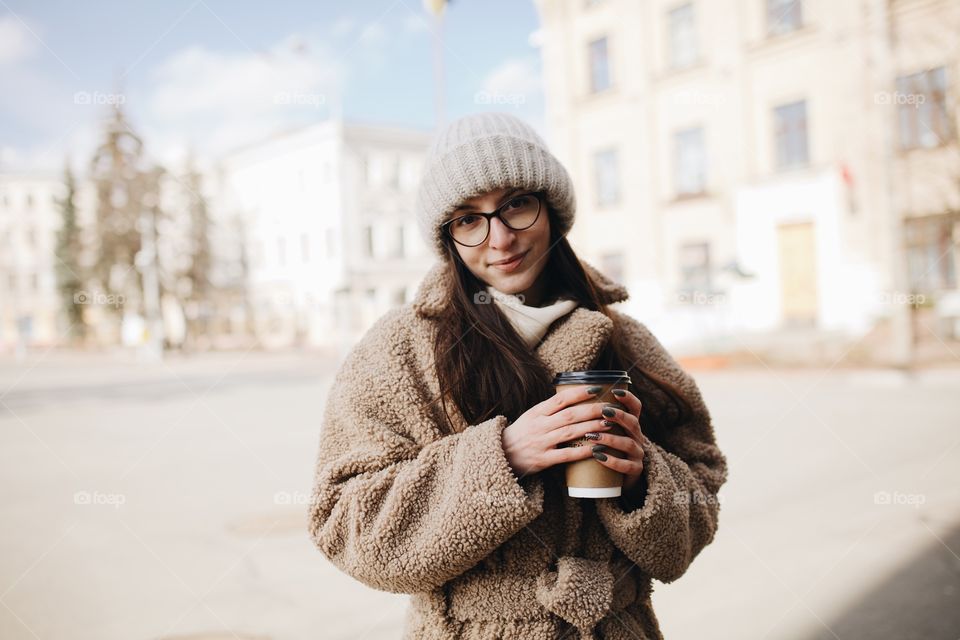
[214,119,433,354]
[535,0,959,353]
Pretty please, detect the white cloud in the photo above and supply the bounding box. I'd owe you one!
[0,15,37,65]
[142,36,345,166]
[481,56,543,98]
[472,56,547,139]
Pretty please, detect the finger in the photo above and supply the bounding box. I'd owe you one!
[586,432,644,460]
[599,404,644,442]
[543,441,598,467]
[544,398,614,432]
[592,448,644,476]
[545,418,613,448]
[541,384,607,417]
[611,388,643,418]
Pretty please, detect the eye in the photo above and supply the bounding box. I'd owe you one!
[503,194,533,210]
[454,214,479,227]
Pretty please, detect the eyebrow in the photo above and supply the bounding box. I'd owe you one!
[454,187,524,212]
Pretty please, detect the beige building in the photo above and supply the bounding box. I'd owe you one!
[535,0,959,354]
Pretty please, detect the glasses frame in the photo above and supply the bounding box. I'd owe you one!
[441,191,544,247]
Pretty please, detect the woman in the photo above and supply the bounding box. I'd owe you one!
[308,112,727,639]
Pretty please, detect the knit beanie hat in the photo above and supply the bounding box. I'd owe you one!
[415,111,576,259]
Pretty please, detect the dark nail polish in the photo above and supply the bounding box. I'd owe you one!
[602,407,616,418]
[586,386,602,395]
[584,432,600,440]
[602,420,617,427]
[593,451,608,462]
[612,389,626,397]
[592,444,608,453]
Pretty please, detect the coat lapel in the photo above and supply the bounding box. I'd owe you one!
[412,259,629,377]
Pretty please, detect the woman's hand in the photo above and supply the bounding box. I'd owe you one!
[502,386,617,478]
[588,388,649,496]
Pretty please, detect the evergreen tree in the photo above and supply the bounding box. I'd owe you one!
[54,162,86,342]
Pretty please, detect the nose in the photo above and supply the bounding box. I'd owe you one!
[488,216,516,249]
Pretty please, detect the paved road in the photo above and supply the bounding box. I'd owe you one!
[1,352,958,639]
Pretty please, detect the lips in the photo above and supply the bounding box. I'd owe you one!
[490,250,527,266]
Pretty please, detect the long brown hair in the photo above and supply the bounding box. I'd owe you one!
[431,207,693,442]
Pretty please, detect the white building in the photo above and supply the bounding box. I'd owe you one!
[0,172,68,352]
[535,0,959,354]
[214,119,433,352]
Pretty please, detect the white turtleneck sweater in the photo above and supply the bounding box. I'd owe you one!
[485,285,579,349]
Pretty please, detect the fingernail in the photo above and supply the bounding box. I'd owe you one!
[602,420,617,427]
[602,407,616,418]
[612,389,626,397]
[593,451,608,461]
[592,444,608,453]
[586,386,602,395]
[584,432,600,440]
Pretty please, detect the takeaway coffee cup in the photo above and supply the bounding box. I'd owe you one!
[552,370,632,498]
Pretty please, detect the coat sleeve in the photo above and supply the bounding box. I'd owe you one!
[307,312,546,594]
[596,313,728,583]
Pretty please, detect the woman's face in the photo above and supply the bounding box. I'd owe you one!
[446,187,551,305]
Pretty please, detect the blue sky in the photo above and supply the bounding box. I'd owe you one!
[0,0,545,172]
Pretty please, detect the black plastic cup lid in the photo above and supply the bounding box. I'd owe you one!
[552,370,631,385]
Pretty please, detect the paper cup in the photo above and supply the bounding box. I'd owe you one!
[552,370,632,498]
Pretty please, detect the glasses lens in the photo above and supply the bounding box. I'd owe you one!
[500,194,540,230]
[447,194,541,246]
[449,214,488,246]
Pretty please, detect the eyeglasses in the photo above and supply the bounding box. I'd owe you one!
[442,192,543,247]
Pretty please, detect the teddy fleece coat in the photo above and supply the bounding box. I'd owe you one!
[308,260,728,639]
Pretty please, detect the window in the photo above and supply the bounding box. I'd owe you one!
[767,0,803,36]
[395,225,405,258]
[674,127,706,195]
[593,149,620,207]
[906,214,958,292]
[588,37,611,93]
[774,100,809,169]
[399,158,420,190]
[301,233,310,262]
[364,225,374,258]
[679,242,712,293]
[668,3,698,69]
[897,67,949,150]
[326,228,337,258]
[358,155,369,185]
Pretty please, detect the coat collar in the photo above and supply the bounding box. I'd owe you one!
[411,259,629,378]
[411,258,628,318]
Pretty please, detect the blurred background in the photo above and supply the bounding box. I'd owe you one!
[1,0,958,639]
